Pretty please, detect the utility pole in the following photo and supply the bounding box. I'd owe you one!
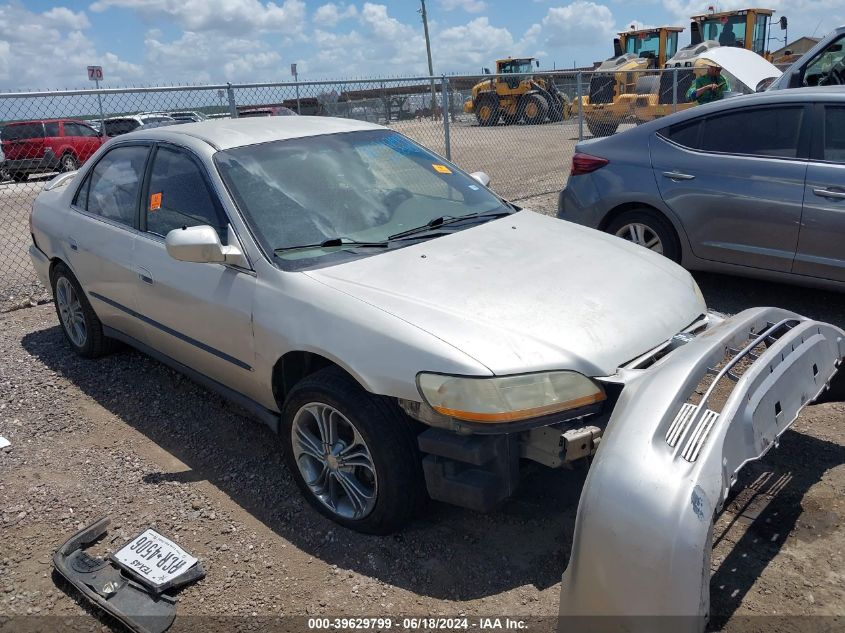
[419,0,437,113]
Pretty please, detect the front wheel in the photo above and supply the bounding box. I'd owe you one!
[605,209,681,262]
[50,263,114,358]
[281,367,425,534]
[586,118,618,137]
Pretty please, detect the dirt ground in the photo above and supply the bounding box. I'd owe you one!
[1,271,843,632]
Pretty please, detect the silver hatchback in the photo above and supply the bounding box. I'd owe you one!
[558,86,845,291]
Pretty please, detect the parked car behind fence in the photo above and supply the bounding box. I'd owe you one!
[0,119,103,182]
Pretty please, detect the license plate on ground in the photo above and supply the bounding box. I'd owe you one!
[112,528,197,590]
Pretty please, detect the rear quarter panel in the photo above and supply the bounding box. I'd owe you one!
[560,132,695,262]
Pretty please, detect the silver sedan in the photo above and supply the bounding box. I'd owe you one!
[29,116,844,626]
[558,86,845,291]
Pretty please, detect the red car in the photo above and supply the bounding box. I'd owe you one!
[1,119,103,182]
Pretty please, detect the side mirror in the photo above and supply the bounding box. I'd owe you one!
[165,225,248,267]
[470,171,491,187]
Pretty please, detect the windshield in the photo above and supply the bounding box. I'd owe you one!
[103,119,140,136]
[625,32,661,58]
[699,15,746,49]
[803,35,845,85]
[500,60,533,74]
[215,130,509,266]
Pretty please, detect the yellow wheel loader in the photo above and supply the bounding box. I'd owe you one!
[463,58,571,126]
[577,27,683,136]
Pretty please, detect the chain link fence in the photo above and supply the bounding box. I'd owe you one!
[0,68,707,311]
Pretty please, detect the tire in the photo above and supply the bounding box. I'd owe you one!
[586,118,618,137]
[474,95,500,127]
[50,263,113,358]
[60,153,79,172]
[519,94,548,125]
[11,172,28,183]
[605,209,681,263]
[281,366,426,534]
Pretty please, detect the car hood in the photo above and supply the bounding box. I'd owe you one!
[306,211,707,377]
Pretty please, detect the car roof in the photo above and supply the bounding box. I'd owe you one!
[119,116,384,151]
[5,118,83,125]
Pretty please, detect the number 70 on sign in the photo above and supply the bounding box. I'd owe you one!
[87,66,104,81]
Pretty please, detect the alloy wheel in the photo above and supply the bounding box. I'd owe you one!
[291,402,378,520]
[614,222,664,254]
[56,276,87,347]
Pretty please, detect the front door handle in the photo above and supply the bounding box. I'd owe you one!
[137,267,154,285]
[662,171,696,181]
[813,187,845,200]
[68,237,78,251]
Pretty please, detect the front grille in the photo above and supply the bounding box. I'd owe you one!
[665,319,800,462]
[589,74,615,104]
[658,69,694,105]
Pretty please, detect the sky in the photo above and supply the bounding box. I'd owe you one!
[0,0,841,91]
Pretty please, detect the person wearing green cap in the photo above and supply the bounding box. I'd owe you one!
[686,61,729,105]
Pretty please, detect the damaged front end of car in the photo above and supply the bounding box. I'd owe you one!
[558,307,844,632]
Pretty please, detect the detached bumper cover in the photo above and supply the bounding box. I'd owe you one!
[558,307,844,632]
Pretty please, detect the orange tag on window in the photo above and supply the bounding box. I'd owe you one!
[432,164,452,174]
[150,192,162,211]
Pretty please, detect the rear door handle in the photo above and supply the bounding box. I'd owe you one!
[137,267,154,285]
[813,187,845,200]
[662,171,696,181]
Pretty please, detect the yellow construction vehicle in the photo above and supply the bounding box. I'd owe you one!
[577,27,684,136]
[463,57,571,126]
[633,8,776,122]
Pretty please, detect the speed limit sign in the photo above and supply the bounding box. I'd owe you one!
[87,66,104,81]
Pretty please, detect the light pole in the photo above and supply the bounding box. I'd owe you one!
[419,0,437,114]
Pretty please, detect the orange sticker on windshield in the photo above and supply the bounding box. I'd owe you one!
[150,192,162,211]
[432,164,452,174]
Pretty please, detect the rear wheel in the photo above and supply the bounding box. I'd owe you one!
[520,94,548,125]
[475,95,500,127]
[606,208,681,262]
[11,172,28,183]
[60,153,79,172]
[281,366,426,534]
[50,263,114,358]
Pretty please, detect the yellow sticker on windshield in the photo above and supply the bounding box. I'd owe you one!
[150,192,162,211]
[432,164,452,174]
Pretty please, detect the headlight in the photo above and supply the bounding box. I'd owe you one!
[417,371,606,423]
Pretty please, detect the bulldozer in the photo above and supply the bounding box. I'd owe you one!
[463,57,571,126]
[633,7,776,123]
[576,26,684,136]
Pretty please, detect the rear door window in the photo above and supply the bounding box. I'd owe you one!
[145,146,227,241]
[44,122,60,137]
[699,106,806,159]
[822,106,845,163]
[75,145,149,227]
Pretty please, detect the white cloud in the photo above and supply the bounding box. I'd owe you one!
[435,17,515,67]
[538,1,616,47]
[314,3,357,27]
[90,0,307,35]
[0,4,141,90]
[438,0,488,13]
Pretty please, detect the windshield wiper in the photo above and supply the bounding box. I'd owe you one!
[388,209,514,241]
[274,237,389,254]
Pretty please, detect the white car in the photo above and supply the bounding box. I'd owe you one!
[28,117,843,626]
